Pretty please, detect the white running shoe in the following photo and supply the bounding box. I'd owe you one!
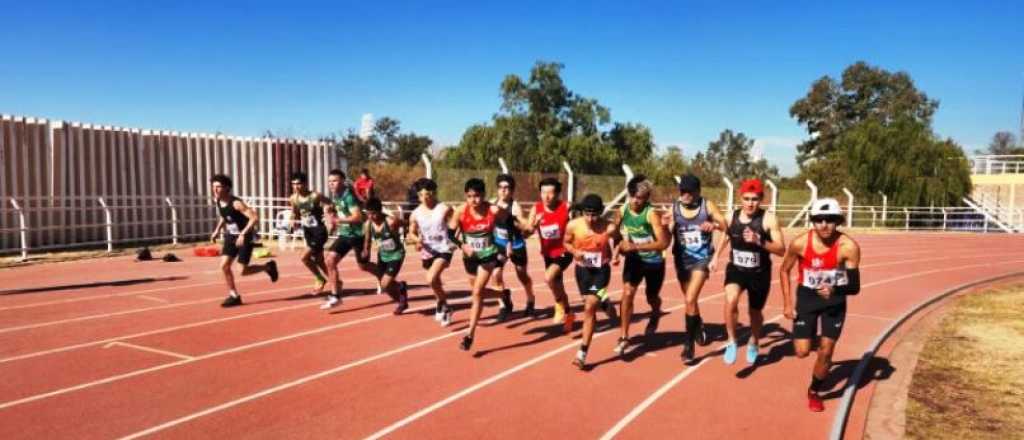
[376,281,383,295]
[320,295,340,310]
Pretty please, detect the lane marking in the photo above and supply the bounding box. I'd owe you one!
[103,342,194,361]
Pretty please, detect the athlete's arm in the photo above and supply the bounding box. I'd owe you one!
[779,235,804,319]
[761,212,786,257]
[836,236,862,296]
[704,200,728,232]
[447,204,465,248]
[646,207,671,252]
[523,206,539,235]
[562,220,579,260]
[210,217,225,242]
[710,211,732,268]
[361,222,372,258]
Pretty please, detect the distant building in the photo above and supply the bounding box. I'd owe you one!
[360,113,374,140]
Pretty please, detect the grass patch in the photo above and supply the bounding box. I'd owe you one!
[905,283,1024,439]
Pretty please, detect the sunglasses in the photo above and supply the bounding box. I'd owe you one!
[811,216,840,225]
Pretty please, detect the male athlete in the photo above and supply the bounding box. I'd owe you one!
[209,174,278,307]
[667,174,727,361]
[713,179,785,364]
[321,169,380,309]
[288,172,329,294]
[491,174,537,317]
[780,198,862,412]
[362,197,409,314]
[524,178,576,333]
[614,175,670,354]
[407,177,455,326]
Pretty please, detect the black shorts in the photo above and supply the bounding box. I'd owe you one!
[421,251,453,270]
[302,226,328,252]
[724,264,772,311]
[496,246,528,268]
[543,253,573,271]
[575,265,611,296]
[463,253,498,276]
[793,300,847,340]
[329,236,370,264]
[623,256,666,293]
[674,256,710,284]
[380,257,404,277]
[222,233,255,265]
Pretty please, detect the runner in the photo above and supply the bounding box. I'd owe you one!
[353,168,375,204]
[361,197,410,315]
[564,194,621,369]
[524,178,576,333]
[666,174,727,361]
[208,174,278,307]
[288,172,329,295]
[407,177,455,326]
[713,178,785,365]
[450,178,515,351]
[321,169,380,309]
[779,197,862,412]
[491,174,537,317]
[614,175,670,354]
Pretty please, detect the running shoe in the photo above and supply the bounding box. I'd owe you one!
[573,349,587,370]
[552,302,565,324]
[723,342,738,365]
[434,303,444,322]
[311,276,327,295]
[496,289,513,322]
[460,335,473,351]
[807,391,825,412]
[441,305,453,327]
[523,299,535,318]
[266,260,279,282]
[681,339,695,362]
[695,322,709,346]
[614,337,629,355]
[644,311,661,336]
[746,343,758,364]
[563,311,575,334]
[221,295,242,308]
[394,290,409,315]
[320,294,340,310]
[376,280,383,295]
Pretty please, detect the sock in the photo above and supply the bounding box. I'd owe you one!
[229,290,239,298]
[809,375,824,392]
[685,314,696,339]
[580,344,589,353]
[315,273,326,283]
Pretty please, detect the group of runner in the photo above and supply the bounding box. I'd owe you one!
[208,169,861,412]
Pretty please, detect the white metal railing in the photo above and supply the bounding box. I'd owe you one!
[969,154,1024,175]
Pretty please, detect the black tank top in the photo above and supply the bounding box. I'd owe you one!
[218,196,250,236]
[727,209,771,272]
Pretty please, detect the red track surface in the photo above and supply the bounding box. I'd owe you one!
[1,232,1021,439]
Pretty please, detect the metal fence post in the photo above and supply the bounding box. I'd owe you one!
[10,198,28,260]
[165,197,179,245]
[498,157,509,174]
[765,179,779,213]
[420,153,432,179]
[870,207,877,229]
[804,180,818,227]
[903,208,910,231]
[98,197,113,252]
[562,161,575,204]
[842,187,854,228]
[941,207,948,231]
[723,177,734,214]
[879,192,888,226]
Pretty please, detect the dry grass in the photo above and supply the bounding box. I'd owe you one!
[905,283,1024,440]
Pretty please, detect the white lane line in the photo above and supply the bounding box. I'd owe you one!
[136,295,169,304]
[103,342,194,361]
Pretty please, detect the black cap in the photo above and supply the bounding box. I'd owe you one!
[678,174,701,193]
[577,194,604,213]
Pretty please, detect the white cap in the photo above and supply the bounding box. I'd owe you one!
[810,198,844,219]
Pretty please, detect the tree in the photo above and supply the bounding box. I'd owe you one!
[391,132,433,166]
[790,61,938,167]
[444,61,654,174]
[691,130,779,185]
[981,131,1024,155]
[330,117,434,168]
[636,146,689,187]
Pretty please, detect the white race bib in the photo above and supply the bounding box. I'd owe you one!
[732,250,760,268]
[467,235,489,251]
[427,234,445,244]
[581,251,603,268]
[683,229,703,250]
[540,223,561,240]
[225,223,241,235]
[380,238,397,252]
[630,234,653,245]
[495,228,509,240]
[802,269,838,289]
[301,215,319,228]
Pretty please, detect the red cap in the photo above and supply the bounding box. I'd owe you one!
[739,178,764,196]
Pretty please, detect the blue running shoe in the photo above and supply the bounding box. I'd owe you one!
[746,343,758,364]
[723,342,738,365]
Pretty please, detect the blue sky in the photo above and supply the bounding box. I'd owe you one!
[2,1,1022,176]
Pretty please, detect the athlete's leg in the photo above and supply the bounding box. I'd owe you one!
[723,283,743,342]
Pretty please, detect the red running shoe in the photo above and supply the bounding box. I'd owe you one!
[807,391,824,412]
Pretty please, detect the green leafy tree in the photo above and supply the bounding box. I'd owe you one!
[980,131,1024,155]
[790,61,938,167]
[691,130,779,185]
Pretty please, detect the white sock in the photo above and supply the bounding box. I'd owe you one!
[229,290,239,298]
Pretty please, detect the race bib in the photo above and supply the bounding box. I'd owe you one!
[427,234,445,244]
[380,238,397,252]
[225,222,241,235]
[682,229,703,250]
[301,215,319,228]
[466,235,489,251]
[540,223,561,240]
[630,234,653,245]
[581,251,603,268]
[802,269,838,289]
[732,250,760,268]
[495,228,510,240]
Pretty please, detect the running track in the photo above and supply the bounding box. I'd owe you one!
[1,232,1022,439]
